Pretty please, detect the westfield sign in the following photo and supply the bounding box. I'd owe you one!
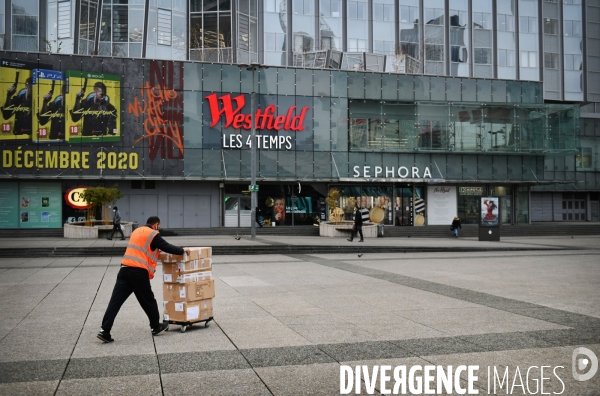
[206,93,309,131]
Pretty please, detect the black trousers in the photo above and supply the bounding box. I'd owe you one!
[350,225,364,241]
[101,266,160,331]
[109,223,124,239]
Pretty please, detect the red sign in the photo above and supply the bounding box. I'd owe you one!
[64,186,92,209]
[206,93,309,131]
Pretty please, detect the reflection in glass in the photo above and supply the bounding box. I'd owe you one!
[473,0,492,77]
[264,0,288,65]
[320,0,342,52]
[424,2,444,75]
[497,0,516,79]
[450,0,469,76]
[347,0,368,54]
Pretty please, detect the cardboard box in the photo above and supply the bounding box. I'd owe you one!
[162,258,212,282]
[162,280,215,302]
[163,299,213,323]
[158,247,212,263]
[171,271,213,284]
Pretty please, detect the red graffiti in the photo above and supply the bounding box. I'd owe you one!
[128,82,183,157]
[128,61,184,160]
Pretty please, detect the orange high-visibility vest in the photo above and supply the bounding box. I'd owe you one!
[121,227,160,279]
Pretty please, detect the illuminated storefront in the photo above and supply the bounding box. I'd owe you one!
[0,52,583,229]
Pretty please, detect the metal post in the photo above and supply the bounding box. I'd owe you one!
[240,63,267,240]
[250,88,257,240]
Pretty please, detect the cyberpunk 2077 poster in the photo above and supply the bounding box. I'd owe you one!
[65,70,121,143]
[32,69,66,142]
[0,59,37,140]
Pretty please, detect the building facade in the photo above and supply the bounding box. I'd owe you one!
[0,0,597,229]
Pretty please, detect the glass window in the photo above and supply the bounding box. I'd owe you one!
[520,51,537,68]
[498,49,515,66]
[400,6,419,24]
[543,18,558,35]
[544,53,559,69]
[157,8,172,45]
[520,17,537,34]
[57,1,71,39]
[498,14,514,32]
[475,48,492,64]
[473,12,492,29]
[425,8,444,25]
[565,54,582,70]
[564,20,582,37]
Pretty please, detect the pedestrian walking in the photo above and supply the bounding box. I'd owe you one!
[347,205,364,242]
[97,216,190,343]
[107,205,125,240]
[451,216,462,238]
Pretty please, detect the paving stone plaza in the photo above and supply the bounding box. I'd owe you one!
[0,235,598,395]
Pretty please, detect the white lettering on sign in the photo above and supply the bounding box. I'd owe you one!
[222,134,292,150]
[353,166,432,179]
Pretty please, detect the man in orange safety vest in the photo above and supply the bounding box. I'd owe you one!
[97,216,190,343]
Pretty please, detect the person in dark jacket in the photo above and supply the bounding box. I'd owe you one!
[108,206,125,240]
[451,216,462,237]
[98,216,190,343]
[347,205,364,242]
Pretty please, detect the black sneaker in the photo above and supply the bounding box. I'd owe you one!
[151,322,169,336]
[347,239,353,242]
[120,238,126,240]
[359,240,364,242]
[97,329,114,343]
[107,238,112,240]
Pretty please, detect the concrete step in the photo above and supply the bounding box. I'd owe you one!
[0,223,597,239]
[0,244,563,258]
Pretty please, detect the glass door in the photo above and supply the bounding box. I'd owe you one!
[224,196,252,227]
[394,186,413,226]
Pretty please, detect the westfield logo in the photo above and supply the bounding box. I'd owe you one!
[206,93,309,131]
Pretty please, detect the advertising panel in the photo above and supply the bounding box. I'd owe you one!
[32,69,66,142]
[426,185,457,225]
[480,197,500,227]
[0,59,36,140]
[0,182,19,228]
[19,182,62,229]
[65,70,121,143]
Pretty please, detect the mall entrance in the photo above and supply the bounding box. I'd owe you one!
[224,195,252,227]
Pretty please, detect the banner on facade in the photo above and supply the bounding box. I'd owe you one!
[32,69,66,142]
[65,70,121,143]
[426,185,457,225]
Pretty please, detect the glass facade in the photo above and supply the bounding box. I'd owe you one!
[46,0,74,55]
[179,64,578,186]
[12,0,39,52]
[5,1,589,102]
[237,0,258,64]
[264,0,287,66]
[189,0,229,62]
[1,1,598,227]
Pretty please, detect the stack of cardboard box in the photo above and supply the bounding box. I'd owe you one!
[159,247,214,324]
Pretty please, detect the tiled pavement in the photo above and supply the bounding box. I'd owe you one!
[0,235,598,395]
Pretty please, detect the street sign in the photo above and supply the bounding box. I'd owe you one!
[249,184,259,192]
